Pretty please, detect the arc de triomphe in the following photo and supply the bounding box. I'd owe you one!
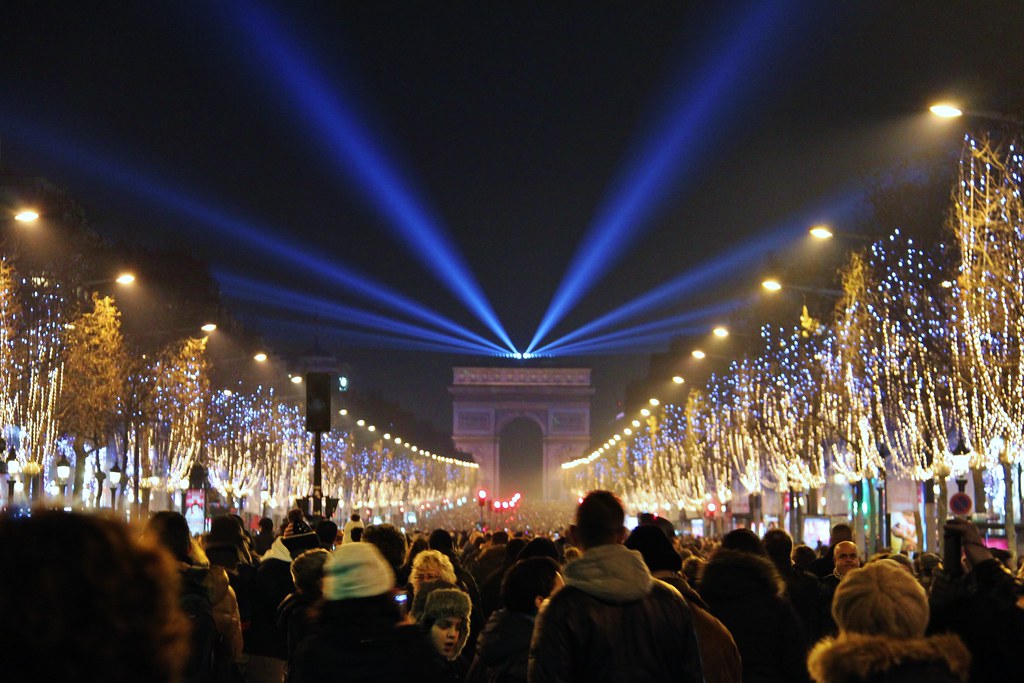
[449,367,593,500]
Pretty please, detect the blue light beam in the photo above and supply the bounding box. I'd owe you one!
[214,0,516,353]
[537,187,865,353]
[535,298,747,357]
[526,3,795,354]
[0,116,502,351]
[219,272,505,355]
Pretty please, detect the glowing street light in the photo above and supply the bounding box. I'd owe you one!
[762,279,782,292]
[809,225,834,239]
[691,349,706,360]
[712,326,729,338]
[253,352,268,362]
[672,375,685,384]
[201,323,218,333]
[115,272,136,285]
[929,103,963,118]
[290,375,303,384]
[14,210,39,223]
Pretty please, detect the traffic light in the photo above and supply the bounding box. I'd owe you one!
[477,489,488,507]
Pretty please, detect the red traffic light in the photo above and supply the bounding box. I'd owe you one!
[477,489,488,500]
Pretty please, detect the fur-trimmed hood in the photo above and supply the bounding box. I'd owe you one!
[698,549,785,602]
[807,633,970,683]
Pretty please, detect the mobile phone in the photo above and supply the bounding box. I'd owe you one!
[943,526,963,579]
[394,590,409,618]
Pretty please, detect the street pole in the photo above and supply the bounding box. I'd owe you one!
[313,430,323,515]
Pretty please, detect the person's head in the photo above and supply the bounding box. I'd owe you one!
[316,520,338,549]
[349,527,363,543]
[570,490,627,550]
[258,517,274,534]
[490,530,510,546]
[208,515,247,545]
[792,544,817,570]
[291,548,330,596]
[418,587,471,660]
[1,512,189,682]
[518,536,559,562]
[762,528,794,570]
[625,525,682,573]
[282,511,321,558]
[362,524,408,572]
[681,555,704,585]
[322,541,395,602]
[411,549,456,594]
[501,557,563,615]
[830,523,853,547]
[563,546,582,564]
[834,541,861,577]
[504,537,527,566]
[350,513,360,522]
[831,561,929,639]
[144,511,193,564]
[428,528,455,554]
[721,528,767,556]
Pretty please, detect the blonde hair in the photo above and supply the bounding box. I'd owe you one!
[832,559,929,639]
[411,549,456,583]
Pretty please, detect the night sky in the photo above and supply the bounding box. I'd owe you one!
[2,1,1022,433]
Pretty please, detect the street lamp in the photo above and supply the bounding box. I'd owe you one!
[55,455,71,508]
[115,272,135,285]
[809,225,833,239]
[712,326,729,338]
[14,209,39,223]
[929,102,1021,125]
[201,323,217,333]
[253,352,268,362]
[109,464,122,510]
[761,278,783,292]
[5,448,19,507]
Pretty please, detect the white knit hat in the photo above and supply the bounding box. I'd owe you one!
[323,542,395,600]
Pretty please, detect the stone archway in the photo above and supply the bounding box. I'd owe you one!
[449,367,593,500]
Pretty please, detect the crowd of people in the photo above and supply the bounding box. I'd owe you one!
[1,491,1022,682]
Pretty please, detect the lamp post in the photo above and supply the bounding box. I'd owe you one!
[109,464,122,511]
[56,455,71,509]
[7,450,22,506]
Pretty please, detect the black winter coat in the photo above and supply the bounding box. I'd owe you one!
[529,544,703,683]
[289,597,445,683]
[467,608,534,683]
[698,549,810,683]
[245,556,294,658]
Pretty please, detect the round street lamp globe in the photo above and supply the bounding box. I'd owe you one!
[762,279,782,292]
[115,273,136,285]
[809,225,833,239]
[14,210,39,222]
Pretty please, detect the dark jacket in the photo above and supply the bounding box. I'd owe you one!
[529,544,703,683]
[467,608,535,683]
[657,573,742,683]
[275,591,317,667]
[928,558,1024,683]
[245,540,295,658]
[779,564,824,643]
[699,549,810,683]
[806,633,970,683]
[290,597,445,683]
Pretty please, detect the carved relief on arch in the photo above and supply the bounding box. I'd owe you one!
[494,410,548,436]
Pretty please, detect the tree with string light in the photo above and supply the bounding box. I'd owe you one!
[949,133,1024,560]
[57,294,127,506]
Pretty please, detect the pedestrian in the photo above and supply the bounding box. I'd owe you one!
[698,528,810,683]
[529,490,704,682]
[417,584,474,682]
[467,557,562,683]
[808,561,970,682]
[289,542,444,682]
[0,511,190,683]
